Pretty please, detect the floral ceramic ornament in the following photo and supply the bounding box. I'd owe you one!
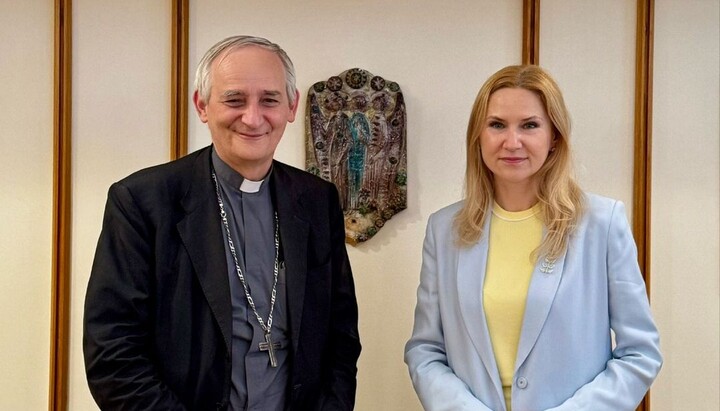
[306,68,407,244]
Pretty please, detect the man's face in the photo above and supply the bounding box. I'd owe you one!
[194,46,299,179]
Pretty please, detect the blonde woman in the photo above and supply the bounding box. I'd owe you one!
[405,65,661,411]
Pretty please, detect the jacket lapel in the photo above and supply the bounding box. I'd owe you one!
[456,215,504,403]
[271,162,310,354]
[514,247,567,372]
[177,148,232,354]
[457,209,568,400]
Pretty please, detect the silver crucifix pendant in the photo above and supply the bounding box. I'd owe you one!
[259,332,281,368]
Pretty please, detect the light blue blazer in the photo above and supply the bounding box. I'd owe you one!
[405,194,662,411]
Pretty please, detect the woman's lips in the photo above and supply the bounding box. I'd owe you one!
[500,157,526,164]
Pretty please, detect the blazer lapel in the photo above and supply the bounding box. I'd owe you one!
[514,247,567,372]
[177,148,232,354]
[456,215,504,403]
[271,162,310,354]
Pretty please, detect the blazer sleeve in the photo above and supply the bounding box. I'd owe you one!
[547,201,663,411]
[316,184,362,410]
[404,215,494,411]
[83,183,187,410]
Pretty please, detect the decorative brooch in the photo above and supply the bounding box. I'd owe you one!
[540,257,556,274]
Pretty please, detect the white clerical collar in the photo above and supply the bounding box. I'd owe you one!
[239,179,264,193]
[211,147,271,194]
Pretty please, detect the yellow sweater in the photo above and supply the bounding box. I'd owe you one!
[483,202,542,411]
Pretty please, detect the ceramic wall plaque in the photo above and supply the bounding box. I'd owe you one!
[306,68,407,244]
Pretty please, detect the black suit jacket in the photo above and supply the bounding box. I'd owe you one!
[83,147,361,410]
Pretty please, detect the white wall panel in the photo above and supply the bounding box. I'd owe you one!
[540,0,636,213]
[187,1,522,409]
[49,1,720,410]
[69,1,171,409]
[651,0,720,409]
[0,2,53,409]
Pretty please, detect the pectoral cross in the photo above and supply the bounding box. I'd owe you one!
[259,332,281,368]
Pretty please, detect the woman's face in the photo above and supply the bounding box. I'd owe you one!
[480,87,554,192]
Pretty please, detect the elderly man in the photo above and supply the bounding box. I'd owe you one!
[84,35,361,410]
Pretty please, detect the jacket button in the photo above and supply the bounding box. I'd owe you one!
[516,377,528,389]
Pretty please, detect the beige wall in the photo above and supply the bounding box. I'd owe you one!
[540,0,637,209]
[1,1,717,410]
[0,1,54,409]
[650,0,720,409]
[68,1,171,409]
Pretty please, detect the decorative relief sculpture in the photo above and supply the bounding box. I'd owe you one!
[306,68,407,244]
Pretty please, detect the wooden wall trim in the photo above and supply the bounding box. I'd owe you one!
[50,0,72,410]
[522,0,540,65]
[633,0,654,293]
[170,0,189,160]
[633,0,654,409]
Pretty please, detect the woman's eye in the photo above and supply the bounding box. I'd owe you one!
[489,122,504,129]
[523,122,538,129]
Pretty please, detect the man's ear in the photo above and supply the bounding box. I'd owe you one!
[193,90,209,123]
[288,89,300,123]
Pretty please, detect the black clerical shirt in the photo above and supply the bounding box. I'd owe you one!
[212,150,289,411]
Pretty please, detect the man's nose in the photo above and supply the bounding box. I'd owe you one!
[241,103,263,127]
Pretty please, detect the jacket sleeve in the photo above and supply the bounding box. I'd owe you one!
[547,201,663,411]
[83,183,187,411]
[317,184,362,410]
[404,215,494,411]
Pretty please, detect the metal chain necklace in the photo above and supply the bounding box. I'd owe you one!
[211,171,282,367]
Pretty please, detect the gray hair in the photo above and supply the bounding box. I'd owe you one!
[194,35,297,106]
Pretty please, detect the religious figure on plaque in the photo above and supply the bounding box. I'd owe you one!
[306,68,407,244]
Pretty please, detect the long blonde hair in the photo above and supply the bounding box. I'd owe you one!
[454,65,584,261]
